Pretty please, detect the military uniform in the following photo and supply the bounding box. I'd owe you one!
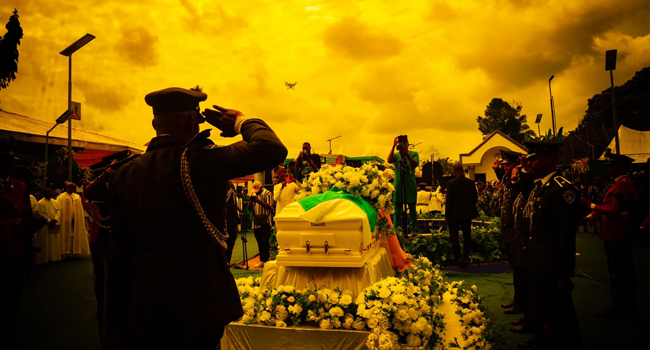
[106,88,287,349]
[525,171,582,348]
[511,169,534,330]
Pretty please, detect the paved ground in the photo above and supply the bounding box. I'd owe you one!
[12,230,648,349]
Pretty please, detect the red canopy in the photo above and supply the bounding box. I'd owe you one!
[74,149,117,167]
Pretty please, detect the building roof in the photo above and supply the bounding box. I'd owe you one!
[459,130,528,165]
[0,110,144,153]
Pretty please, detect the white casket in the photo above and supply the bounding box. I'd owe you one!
[274,199,375,268]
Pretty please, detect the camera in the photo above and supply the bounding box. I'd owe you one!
[396,144,404,151]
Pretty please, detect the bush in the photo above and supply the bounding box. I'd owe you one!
[399,217,507,266]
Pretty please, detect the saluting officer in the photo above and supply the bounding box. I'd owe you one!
[511,155,535,340]
[521,141,582,350]
[498,150,523,314]
[106,88,287,349]
[580,149,637,319]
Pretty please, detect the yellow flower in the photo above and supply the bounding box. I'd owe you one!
[340,294,353,306]
[275,320,287,327]
[288,296,295,303]
[395,309,409,322]
[329,306,345,317]
[319,319,332,329]
[391,293,407,304]
[471,285,478,293]
[259,311,271,322]
[309,295,316,302]
[353,320,366,330]
[378,287,391,299]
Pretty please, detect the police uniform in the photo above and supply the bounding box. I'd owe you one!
[106,88,287,349]
[523,141,582,349]
[498,150,524,314]
[584,151,636,316]
[511,167,535,333]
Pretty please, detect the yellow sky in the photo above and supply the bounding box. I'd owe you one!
[0,0,648,162]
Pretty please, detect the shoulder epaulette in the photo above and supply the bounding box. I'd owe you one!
[553,176,572,188]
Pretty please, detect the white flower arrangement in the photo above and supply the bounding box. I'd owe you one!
[446,281,494,350]
[234,257,450,350]
[294,164,396,213]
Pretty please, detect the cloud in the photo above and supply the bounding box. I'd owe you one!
[0,0,647,161]
[323,17,404,60]
[114,26,159,67]
[179,0,248,37]
[75,78,134,113]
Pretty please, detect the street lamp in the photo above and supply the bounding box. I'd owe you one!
[605,49,620,154]
[548,75,556,138]
[43,110,75,188]
[535,113,543,137]
[326,135,341,154]
[59,33,95,182]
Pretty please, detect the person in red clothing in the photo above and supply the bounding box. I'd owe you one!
[580,149,637,318]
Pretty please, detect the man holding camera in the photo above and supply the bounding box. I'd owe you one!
[387,135,419,233]
[294,142,321,182]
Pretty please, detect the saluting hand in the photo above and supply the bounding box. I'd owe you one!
[202,105,244,137]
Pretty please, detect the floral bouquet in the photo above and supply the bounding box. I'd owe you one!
[355,257,446,350]
[571,158,589,174]
[295,164,396,213]
[447,281,495,349]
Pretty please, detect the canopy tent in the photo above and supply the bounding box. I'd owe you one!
[0,110,144,167]
[346,156,385,164]
[599,125,650,163]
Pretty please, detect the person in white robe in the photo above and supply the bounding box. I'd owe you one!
[57,182,90,256]
[416,183,432,214]
[33,188,61,264]
[428,186,445,215]
[274,168,302,215]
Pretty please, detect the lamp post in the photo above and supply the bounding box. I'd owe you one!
[605,49,620,154]
[326,135,341,154]
[548,75,556,138]
[43,110,75,189]
[59,33,95,182]
[535,113,543,137]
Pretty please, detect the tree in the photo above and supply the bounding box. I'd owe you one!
[563,67,649,162]
[190,85,203,92]
[476,98,535,143]
[0,9,23,94]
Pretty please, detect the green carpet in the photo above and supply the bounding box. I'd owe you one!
[13,230,648,349]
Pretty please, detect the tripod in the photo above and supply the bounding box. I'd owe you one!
[238,211,249,270]
[399,156,410,235]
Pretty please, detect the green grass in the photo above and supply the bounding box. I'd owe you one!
[13,229,648,349]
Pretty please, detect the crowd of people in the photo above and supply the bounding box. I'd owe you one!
[1,86,648,350]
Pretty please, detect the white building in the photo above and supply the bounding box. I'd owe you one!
[459,130,528,183]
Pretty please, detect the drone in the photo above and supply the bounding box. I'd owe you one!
[285,82,297,90]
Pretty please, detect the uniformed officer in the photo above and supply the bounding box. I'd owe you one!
[83,150,134,349]
[520,141,582,350]
[580,149,637,318]
[511,155,535,338]
[106,87,287,349]
[498,150,523,314]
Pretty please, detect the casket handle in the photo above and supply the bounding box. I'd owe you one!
[284,247,291,253]
[324,241,329,254]
[306,241,311,254]
[344,248,351,254]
